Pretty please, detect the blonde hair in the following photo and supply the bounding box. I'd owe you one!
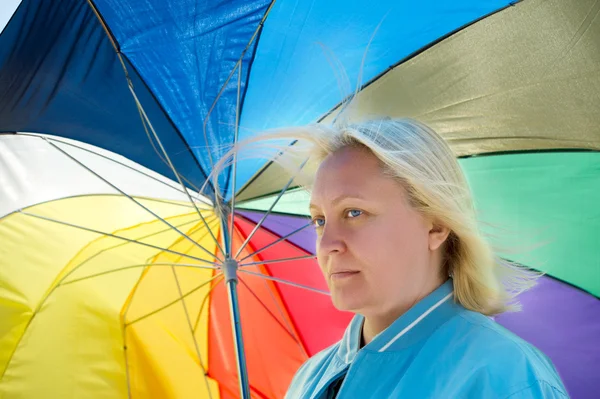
[210,118,539,316]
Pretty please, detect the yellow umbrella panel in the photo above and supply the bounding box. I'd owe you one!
[0,195,221,398]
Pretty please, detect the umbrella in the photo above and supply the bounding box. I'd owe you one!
[1,0,599,398]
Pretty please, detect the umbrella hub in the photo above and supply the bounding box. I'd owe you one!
[223,258,239,283]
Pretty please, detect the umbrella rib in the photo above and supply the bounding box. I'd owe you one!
[134,102,207,196]
[234,158,309,259]
[121,313,133,399]
[238,221,313,262]
[192,274,224,334]
[238,275,308,359]
[126,85,227,260]
[170,267,215,399]
[238,269,329,296]
[120,257,151,399]
[27,133,209,205]
[239,254,316,268]
[201,0,277,175]
[60,263,219,286]
[43,137,223,263]
[145,215,222,269]
[228,62,243,256]
[19,210,218,266]
[56,215,214,288]
[125,273,223,326]
[84,0,215,200]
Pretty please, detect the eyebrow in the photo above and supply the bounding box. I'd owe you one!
[309,194,367,211]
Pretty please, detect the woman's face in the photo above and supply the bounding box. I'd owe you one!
[309,146,447,318]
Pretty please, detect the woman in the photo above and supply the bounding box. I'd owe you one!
[216,118,568,398]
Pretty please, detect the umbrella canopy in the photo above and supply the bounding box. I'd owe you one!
[1,0,599,398]
[0,134,350,398]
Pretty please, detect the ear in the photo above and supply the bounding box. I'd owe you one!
[428,223,451,251]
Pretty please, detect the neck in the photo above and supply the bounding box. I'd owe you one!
[361,276,446,346]
[362,312,403,346]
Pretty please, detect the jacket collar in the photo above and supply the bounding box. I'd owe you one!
[336,279,459,363]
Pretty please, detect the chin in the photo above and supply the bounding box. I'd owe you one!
[331,292,365,313]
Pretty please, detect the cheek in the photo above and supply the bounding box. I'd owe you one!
[350,216,429,268]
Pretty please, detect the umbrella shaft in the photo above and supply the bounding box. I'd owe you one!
[226,279,251,399]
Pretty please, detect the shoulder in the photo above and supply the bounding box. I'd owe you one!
[432,310,568,398]
[452,310,556,371]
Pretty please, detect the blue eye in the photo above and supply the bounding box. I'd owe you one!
[347,209,363,218]
[312,217,325,228]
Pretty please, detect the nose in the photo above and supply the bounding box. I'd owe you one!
[317,224,346,256]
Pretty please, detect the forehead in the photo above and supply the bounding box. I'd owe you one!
[310,146,394,204]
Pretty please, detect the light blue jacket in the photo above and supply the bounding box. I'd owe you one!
[285,280,568,398]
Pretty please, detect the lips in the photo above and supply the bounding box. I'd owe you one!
[330,270,360,280]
